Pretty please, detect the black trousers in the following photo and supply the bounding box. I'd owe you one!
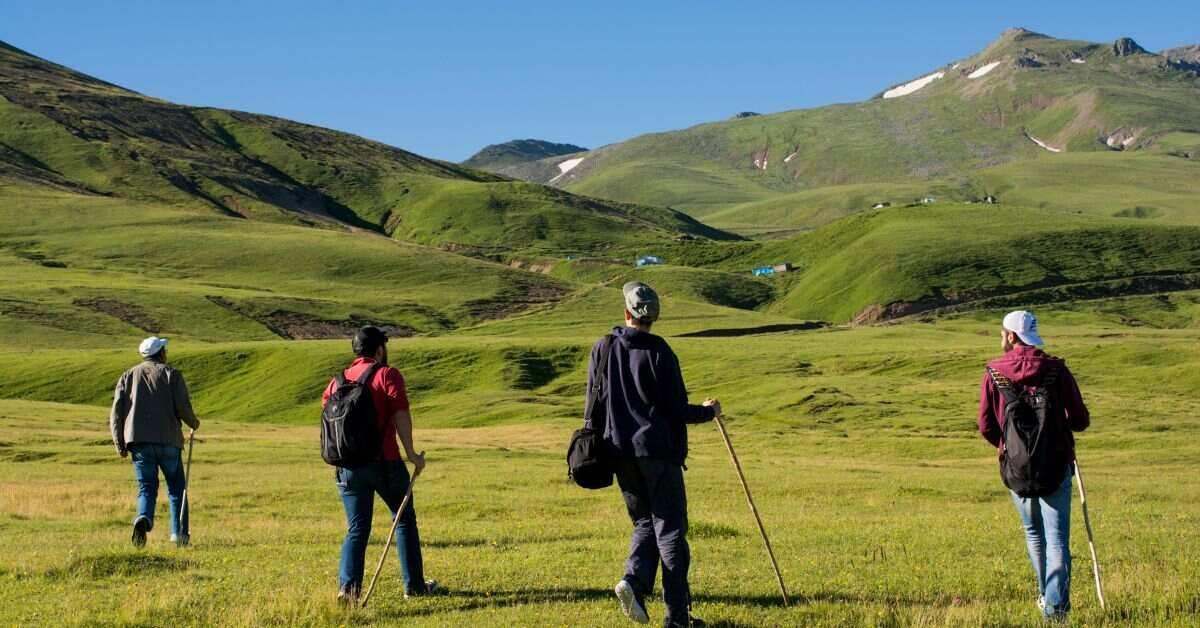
[615,457,691,624]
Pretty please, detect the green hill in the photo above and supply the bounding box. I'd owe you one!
[0,40,732,255]
[461,139,587,172]
[499,29,1200,234]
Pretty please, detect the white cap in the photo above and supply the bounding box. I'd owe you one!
[1002,311,1044,346]
[138,336,168,358]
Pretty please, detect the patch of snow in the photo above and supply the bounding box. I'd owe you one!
[547,157,585,185]
[557,157,584,174]
[784,152,798,163]
[1026,133,1062,153]
[1071,58,1086,64]
[753,156,768,170]
[882,71,944,99]
[952,63,961,69]
[968,61,1002,79]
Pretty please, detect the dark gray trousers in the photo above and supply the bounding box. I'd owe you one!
[615,457,691,624]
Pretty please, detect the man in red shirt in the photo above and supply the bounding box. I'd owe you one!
[978,310,1089,620]
[322,326,435,604]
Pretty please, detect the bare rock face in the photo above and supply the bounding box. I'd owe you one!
[1163,44,1200,73]
[1112,37,1147,57]
[1163,44,1200,63]
[732,111,761,119]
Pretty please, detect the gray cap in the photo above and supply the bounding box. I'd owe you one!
[623,281,660,322]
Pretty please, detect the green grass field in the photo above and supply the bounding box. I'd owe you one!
[2,307,1199,627]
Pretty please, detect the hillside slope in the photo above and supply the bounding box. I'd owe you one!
[504,29,1200,227]
[0,40,731,255]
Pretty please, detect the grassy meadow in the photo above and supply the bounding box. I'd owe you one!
[2,309,1199,627]
[2,27,1200,626]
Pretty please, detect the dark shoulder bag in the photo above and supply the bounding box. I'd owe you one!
[567,334,615,489]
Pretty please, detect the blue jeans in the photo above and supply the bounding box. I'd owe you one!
[129,443,187,537]
[615,457,691,625]
[336,460,425,594]
[1011,466,1073,617]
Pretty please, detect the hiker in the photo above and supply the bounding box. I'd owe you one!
[592,282,720,628]
[109,336,200,548]
[321,326,436,604]
[978,310,1090,620]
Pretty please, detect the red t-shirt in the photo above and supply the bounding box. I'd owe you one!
[322,357,409,461]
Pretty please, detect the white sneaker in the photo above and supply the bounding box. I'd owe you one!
[615,579,649,624]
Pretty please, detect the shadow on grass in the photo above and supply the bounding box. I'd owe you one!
[45,552,190,579]
[373,585,933,621]
[423,532,595,549]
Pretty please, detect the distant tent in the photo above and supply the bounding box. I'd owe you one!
[772,263,794,273]
[636,255,664,267]
[752,266,776,277]
[872,202,891,209]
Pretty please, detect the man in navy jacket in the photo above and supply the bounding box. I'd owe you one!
[588,282,719,628]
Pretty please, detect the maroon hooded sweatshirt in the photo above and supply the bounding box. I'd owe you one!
[978,344,1090,459]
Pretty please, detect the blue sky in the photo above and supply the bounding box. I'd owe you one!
[2,2,1197,161]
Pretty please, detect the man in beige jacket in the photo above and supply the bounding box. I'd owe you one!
[110,336,200,547]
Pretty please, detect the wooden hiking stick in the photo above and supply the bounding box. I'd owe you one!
[1074,459,1106,610]
[179,430,195,535]
[361,459,423,609]
[714,414,790,606]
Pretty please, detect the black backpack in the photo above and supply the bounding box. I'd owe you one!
[321,363,382,468]
[989,365,1069,497]
[567,334,615,489]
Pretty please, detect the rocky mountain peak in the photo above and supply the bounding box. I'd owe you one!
[1112,37,1147,57]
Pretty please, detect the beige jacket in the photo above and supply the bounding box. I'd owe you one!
[109,359,200,451]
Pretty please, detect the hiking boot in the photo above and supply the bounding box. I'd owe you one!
[664,617,705,628]
[404,579,440,598]
[615,579,649,624]
[170,533,190,548]
[131,517,150,548]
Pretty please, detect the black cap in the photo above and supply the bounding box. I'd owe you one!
[352,326,389,357]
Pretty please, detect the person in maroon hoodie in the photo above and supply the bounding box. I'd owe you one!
[978,310,1090,620]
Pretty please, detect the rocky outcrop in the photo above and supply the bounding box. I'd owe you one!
[1112,37,1147,57]
[1163,44,1200,73]
[732,112,761,119]
[1103,127,1140,151]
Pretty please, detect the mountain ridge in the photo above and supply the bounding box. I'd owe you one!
[462,138,587,172]
[490,29,1200,230]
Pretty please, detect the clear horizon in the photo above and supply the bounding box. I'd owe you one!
[2,1,1197,162]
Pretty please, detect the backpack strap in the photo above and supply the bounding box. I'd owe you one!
[1041,363,1061,388]
[353,361,383,386]
[584,334,615,428]
[986,367,1021,404]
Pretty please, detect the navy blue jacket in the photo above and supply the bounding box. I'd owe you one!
[587,326,715,465]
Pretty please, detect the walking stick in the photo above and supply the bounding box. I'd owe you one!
[361,459,424,609]
[713,415,790,606]
[179,429,195,537]
[1073,458,1106,610]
